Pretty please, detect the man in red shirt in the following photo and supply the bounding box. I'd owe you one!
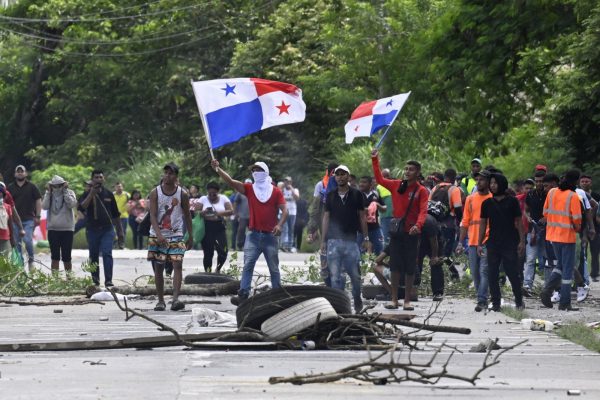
[372,149,428,310]
[211,159,287,302]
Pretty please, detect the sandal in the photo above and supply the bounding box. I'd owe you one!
[384,303,399,310]
[403,305,415,311]
[153,301,166,311]
[170,300,185,311]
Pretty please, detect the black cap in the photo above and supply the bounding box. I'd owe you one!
[164,162,180,175]
[473,170,491,179]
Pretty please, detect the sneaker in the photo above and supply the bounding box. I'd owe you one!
[551,290,561,303]
[474,302,486,312]
[290,247,298,253]
[170,300,185,311]
[516,302,525,310]
[491,304,501,312]
[522,286,533,298]
[576,285,590,302]
[105,281,114,288]
[230,294,248,306]
[540,288,553,308]
[432,294,444,302]
[558,303,579,311]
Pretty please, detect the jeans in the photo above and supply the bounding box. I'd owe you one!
[524,230,546,288]
[467,245,489,304]
[380,217,392,246]
[357,228,384,256]
[546,242,576,307]
[544,239,558,285]
[120,218,128,241]
[281,214,296,249]
[327,239,362,309]
[87,225,115,285]
[13,220,35,265]
[487,245,523,308]
[578,240,589,286]
[239,231,281,297]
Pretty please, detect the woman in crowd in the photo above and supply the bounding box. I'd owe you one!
[127,189,147,250]
[195,181,233,272]
[42,175,78,275]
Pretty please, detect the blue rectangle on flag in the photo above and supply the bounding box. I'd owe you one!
[370,110,399,134]
[205,99,264,149]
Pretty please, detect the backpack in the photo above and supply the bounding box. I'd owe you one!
[427,184,452,221]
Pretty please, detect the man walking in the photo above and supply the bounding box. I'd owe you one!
[358,176,386,255]
[211,159,287,302]
[148,163,193,311]
[460,158,482,195]
[456,169,492,312]
[79,170,125,287]
[372,150,428,311]
[540,170,583,311]
[281,176,300,252]
[8,165,41,270]
[478,174,526,311]
[579,175,600,281]
[321,165,370,313]
[113,182,130,249]
[523,170,548,292]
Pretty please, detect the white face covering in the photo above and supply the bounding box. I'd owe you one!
[252,171,273,203]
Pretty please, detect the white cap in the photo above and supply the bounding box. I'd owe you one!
[334,165,350,174]
[250,161,269,175]
[244,178,252,184]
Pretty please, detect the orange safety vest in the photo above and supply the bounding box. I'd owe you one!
[543,188,582,244]
[460,191,492,246]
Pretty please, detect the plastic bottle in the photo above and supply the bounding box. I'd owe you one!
[521,318,554,331]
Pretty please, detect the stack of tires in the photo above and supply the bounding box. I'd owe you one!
[235,286,352,341]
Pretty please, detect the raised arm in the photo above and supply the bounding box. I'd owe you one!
[210,159,245,194]
[371,149,395,189]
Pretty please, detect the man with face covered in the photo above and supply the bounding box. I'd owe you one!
[211,159,287,302]
[478,174,526,311]
[372,150,428,311]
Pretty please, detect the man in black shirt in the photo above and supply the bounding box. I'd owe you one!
[79,169,124,287]
[478,173,525,311]
[8,165,41,271]
[358,176,386,255]
[524,170,548,290]
[321,165,370,313]
[580,175,600,281]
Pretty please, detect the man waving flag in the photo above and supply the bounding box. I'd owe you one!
[344,92,410,144]
[191,78,306,149]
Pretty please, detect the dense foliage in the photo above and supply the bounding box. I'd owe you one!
[0,0,598,194]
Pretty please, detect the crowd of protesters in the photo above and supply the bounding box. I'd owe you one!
[0,155,598,313]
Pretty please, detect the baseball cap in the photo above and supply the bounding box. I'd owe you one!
[163,162,179,175]
[334,165,350,174]
[535,164,547,172]
[524,178,535,185]
[15,165,26,172]
[473,169,491,179]
[249,162,269,175]
[471,158,482,165]
[244,178,252,184]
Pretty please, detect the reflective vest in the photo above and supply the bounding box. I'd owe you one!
[543,188,582,243]
[460,191,492,246]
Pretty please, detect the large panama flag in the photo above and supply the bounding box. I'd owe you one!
[344,92,411,144]
[191,78,306,149]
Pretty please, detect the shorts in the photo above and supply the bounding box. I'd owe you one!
[147,236,186,263]
[388,232,420,275]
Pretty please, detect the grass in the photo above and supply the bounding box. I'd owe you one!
[556,323,600,353]
[500,306,528,321]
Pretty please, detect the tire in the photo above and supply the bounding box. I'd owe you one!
[361,284,387,299]
[236,285,352,329]
[261,298,338,340]
[184,272,236,285]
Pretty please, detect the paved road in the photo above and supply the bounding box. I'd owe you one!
[1,251,599,399]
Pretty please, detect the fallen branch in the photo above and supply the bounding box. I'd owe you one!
[111,280,239,296]
[269,338,527,385]
[339,313,471,335]
[0,298,105,306]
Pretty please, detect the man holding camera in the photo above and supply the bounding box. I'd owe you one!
[79,169,124,287]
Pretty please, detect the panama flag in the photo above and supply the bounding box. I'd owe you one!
[191,78,306,149]
[344,92,411,144]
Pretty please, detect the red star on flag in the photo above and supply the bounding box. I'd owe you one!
[276,101,290,115]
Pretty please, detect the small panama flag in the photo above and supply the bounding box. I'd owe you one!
[191,78,306,149]
[344,92,411,144]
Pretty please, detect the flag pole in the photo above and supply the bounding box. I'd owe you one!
[190,80,215,160]
[375,124,393,149]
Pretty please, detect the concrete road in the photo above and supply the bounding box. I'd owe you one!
[1,250,599,399]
